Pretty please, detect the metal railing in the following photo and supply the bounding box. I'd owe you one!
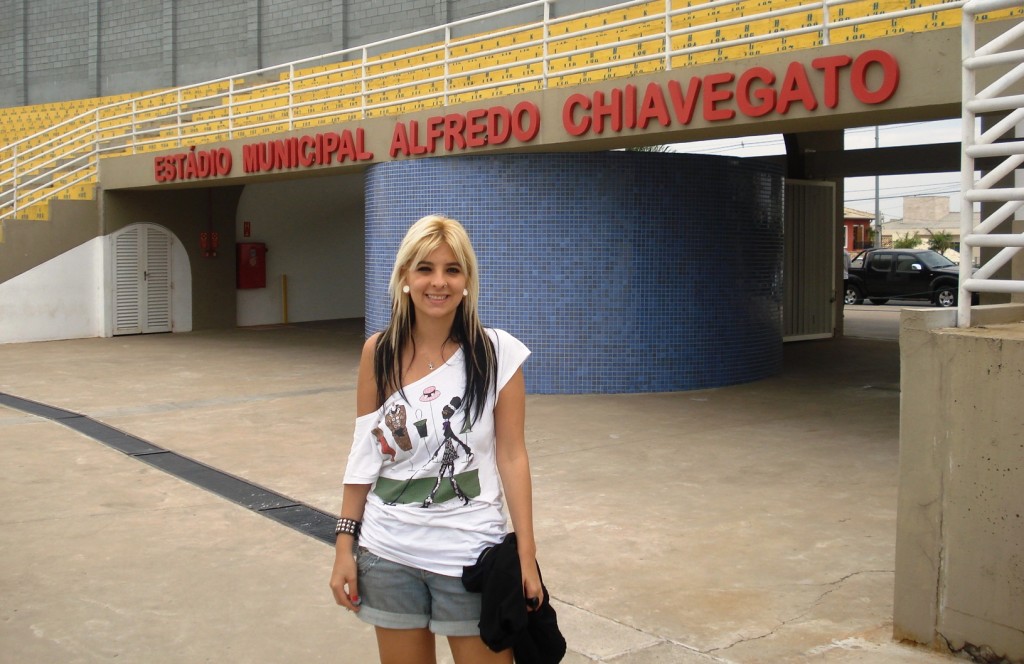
[959,0,1024,327]
[0,0,1013,225]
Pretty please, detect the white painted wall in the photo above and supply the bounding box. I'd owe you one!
[235,174,365,326]
[1,175,362,343]
[0,225,192,344]
[0,238,105,344]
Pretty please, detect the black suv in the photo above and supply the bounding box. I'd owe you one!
[844,248,971,308]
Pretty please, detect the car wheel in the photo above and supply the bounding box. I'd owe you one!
[934,286,957,308]
[844,285,864,305]
[869,298,889,305]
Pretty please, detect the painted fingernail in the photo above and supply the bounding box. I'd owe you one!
[351,595,362,606]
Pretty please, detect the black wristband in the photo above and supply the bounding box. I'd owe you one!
[335,517,361,539]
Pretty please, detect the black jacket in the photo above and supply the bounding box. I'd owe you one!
[462,533,566,664]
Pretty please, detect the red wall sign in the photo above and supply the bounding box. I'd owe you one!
[562,50,900,136]
[152,50,900,184]
[154,146,232,183]
[242,129,373,174]
[389,101,541,157]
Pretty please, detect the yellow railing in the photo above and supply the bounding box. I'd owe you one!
[0,0,1020,228]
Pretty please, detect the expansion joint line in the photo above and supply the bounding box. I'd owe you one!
[0,391,338,545]
[704,570,895,655]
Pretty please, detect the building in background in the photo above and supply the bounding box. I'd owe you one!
[842,207,875,253]
[881,196,979,265]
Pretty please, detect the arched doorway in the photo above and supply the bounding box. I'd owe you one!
[110,223,191,335]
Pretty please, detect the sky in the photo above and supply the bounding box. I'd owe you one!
[667,119,963,222]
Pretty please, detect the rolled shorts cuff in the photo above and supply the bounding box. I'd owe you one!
[355,605,428,631]
[355,607,479,637]
[429,618,482,637]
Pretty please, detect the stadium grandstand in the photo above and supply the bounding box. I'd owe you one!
[1,1,1022,660]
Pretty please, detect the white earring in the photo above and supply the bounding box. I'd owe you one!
[402,285,410,294]
[463,289,468,297]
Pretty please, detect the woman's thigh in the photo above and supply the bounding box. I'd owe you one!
[375,626,436,664]
[447,635,513,664]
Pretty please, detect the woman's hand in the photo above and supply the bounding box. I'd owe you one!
[521,556,544,612]
[329,537,361,612]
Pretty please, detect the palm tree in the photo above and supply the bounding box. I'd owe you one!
[893,232,921,249]
[926,229,955,256]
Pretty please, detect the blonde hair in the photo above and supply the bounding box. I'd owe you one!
[375,215,496,421]
[387,214,480,331]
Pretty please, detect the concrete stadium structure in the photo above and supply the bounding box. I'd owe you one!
[1,0,1022,660]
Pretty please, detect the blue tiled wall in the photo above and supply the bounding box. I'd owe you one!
[365,152,784,394]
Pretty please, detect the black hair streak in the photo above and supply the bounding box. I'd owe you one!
[374,304,496,427]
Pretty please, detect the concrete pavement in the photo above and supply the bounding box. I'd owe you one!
[843,302,931,342]
[0,319,959,663]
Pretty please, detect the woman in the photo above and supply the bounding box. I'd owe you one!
[329,215,542,664]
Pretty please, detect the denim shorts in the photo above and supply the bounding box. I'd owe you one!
[354,546,482,637]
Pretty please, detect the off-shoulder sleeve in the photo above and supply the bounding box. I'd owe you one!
[489,328,531,393]
[342,410,384,484]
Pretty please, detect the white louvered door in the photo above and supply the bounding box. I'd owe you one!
[112,224,172,335]
[783,180,836,342]
[113,226,142,334]
[144,227,172,332]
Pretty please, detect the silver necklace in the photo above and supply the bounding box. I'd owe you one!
[426,338,450,371]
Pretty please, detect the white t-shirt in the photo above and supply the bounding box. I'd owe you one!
[343,328,530,577]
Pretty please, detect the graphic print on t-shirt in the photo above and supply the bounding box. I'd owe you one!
[371,427,397,461]
[383,404,413,451]
[422,396,474,507]
[372,386,481,508]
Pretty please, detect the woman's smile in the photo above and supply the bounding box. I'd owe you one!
[405,242,467,319]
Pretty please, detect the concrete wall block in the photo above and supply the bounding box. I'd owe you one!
[260,0,335,66]
[4,0,634,106]
[0,76,19,107]
[176,0,254,83]
[347,0,438,44]
[449,1,521,22]
[26,1,91,82]
[100,0,165,78]
[895,307,1024,662]
[0,5,20,99]
[938,326,1024,659]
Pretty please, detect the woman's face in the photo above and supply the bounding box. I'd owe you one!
[404,242,468,322]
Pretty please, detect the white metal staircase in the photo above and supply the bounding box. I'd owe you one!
[959,0,1024,326]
